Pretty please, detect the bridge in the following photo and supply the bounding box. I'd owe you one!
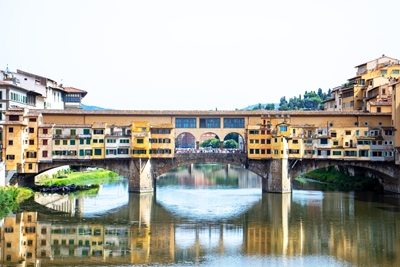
[12,152,400,193]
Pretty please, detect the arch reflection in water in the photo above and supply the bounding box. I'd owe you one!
[0,164,399,266]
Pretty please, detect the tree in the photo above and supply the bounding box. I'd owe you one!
[200,138,220,148]
[225,133,239,142]
[265,103,275,110]
[278,97,289,111]
[224,139,238,148]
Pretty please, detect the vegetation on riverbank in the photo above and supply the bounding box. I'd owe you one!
[37,168,121,186]
[0,186,34,219]
[298,166,383,191]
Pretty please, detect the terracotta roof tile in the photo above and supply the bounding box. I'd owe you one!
[25,109,392,117]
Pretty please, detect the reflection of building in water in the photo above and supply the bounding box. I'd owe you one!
[244,194,291,255]
[0,212,39,265]
[2,189,399,266]
[34,193,84,216]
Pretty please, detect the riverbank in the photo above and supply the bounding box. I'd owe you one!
[298,166,383,191]
[0,186,33,219]
[36,168,121,186]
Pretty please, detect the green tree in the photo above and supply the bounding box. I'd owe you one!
[265,103,275,110]
[200,138,220,148]
[225,133,239,142]
[224,139,238,148]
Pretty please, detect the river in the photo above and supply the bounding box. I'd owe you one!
[1,163,399,267]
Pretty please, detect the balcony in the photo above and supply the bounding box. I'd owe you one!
[78,134,92,139]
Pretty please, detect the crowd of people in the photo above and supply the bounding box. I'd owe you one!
[174,148,243,154]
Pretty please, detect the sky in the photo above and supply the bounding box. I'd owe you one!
[1,0,400,111]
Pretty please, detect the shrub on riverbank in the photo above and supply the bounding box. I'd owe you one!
[301,166,383,191]
[37,168,121,186]
[0,186,34,219]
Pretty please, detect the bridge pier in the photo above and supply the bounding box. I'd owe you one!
[261,158,291,194]
[128,159,155,193]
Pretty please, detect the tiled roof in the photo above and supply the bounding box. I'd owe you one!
[25,109,392,117]
[0,121,27,126]
[370,101,391,106]
[39,123,93,128]
[92,122,106,128]
[63,87,88,97]
[150,124,174,128]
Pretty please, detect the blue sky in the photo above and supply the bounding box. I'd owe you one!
[1,0,399,110]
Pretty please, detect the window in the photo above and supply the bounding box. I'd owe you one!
[107,139,116,143]
[8,127,13,133]
[70,140,76,145]
[137,139,144,144]
[8,140,13,145]
[29,139,34,145]
[93,129,104,135]
[364,121,368,126]
[55,140,60,145]
[279,126,288,132]
[332,151,341,156]
[94,149,102,156]
[380,70,387,75]
[28,163,33,169]
[55,129,62,135]
[80,139,84,145]
[71,129,76,135]
[83,129,90,134]
[393,70,399,75]
[65,93,81,102]
[331,132,336,137]
[41,228,47,234]
[223,118,244,128]
[63,140,68,145]
[320,139,328,144]
[25,227,36,233]
[249,130,259,134]
[333,141,339,146]
[6,155,15,160]
[43,128,48,134]
[6,242,11,248]
[345,130,351,135]
[292,139,298,144]
[176,118,196,128]
[9,115,19,121]
[199,118,220,128]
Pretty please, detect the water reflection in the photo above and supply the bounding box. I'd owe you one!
[0,163,399,267]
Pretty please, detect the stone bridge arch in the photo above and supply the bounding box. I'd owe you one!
[288,159,400,192]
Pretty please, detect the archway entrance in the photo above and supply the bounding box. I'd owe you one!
[176,132,196,149]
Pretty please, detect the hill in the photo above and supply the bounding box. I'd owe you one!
[81,104,111,110]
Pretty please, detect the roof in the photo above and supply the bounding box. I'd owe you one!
[25,109,392,117]
[92,122,106,128]
[150,124,174,128]
[354,55,398,68]
[39,123,93,128]
[63,87,88,97]
[0,121,27,126]
[347,75,361,81]
[16,69,56,82]
[369,101,392,106]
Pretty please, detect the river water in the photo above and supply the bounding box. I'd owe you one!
[1,163,400,267]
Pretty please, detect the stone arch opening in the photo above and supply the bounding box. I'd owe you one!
[222,132,245,151]
[176,132,196,149]
[199,132,220,149]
